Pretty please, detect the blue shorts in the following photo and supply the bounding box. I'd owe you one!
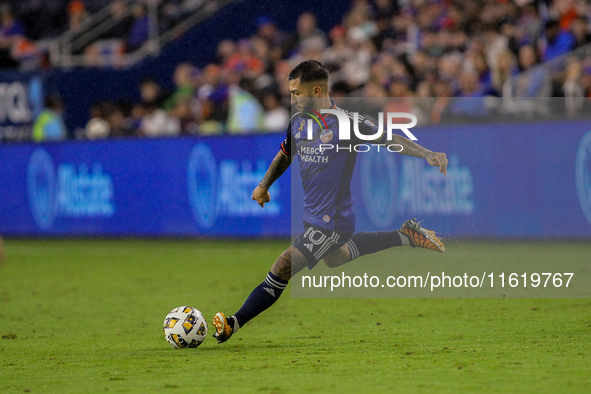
[293,221,354,269]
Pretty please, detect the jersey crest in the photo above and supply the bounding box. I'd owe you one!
[320,129,333,143]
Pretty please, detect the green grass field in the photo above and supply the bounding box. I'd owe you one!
[1,239,590,393]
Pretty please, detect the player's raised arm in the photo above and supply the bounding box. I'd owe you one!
[391,134,448,175]
[252,150,293,207]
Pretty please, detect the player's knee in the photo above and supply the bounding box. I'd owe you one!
[322,245,349,268]
[322,255,342,268]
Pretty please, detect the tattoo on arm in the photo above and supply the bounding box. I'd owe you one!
[259,150,292,189]
[391,134,432,159]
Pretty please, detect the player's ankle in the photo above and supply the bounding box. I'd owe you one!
[398,230,411,246]
[229,315,240,334]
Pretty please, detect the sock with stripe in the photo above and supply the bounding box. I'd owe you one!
[346,230,408,261]
[232,271,288,329]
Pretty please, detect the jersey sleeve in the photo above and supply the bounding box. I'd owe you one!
[280,120,294,156]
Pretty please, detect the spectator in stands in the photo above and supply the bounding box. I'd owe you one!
[516,44,547,97]
[322,26,353,75]
[223,39,264,79]
[468,52,494,95]
[197,98,224,135]
[139,76,168,108]
[67,0,88,32]
[216,40,236,65]
[163,63,195,111]
[105,103,135,138]
[169,96,198,135]
[541,19,576,61]
[0,5,24,69]
[126,3,150,52]
[33,96,67,142]
[492,50,518,96]
[340,27,373,90]
[254,15,289,51]
[285,12,327,56]
[457,71,484,98]
[571,16,591,49]
[343,0,378,40]
[85,102,110,139]
[262,90,289,132]
[139,101,180,137]
[226,77,264,134]
[196,64,229,127]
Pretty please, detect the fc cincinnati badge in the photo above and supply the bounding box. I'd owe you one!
[323,215,330,222]
[320,129,333,143]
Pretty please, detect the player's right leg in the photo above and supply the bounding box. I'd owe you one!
[212,246,309,343]
[321,218,445,269]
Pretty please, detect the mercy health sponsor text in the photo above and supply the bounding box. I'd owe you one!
[298,143,404,163]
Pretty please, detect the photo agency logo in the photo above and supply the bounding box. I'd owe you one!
[27,148,115,229]
[299,108,418,152]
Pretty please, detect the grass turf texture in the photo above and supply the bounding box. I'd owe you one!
[0,239,589,393]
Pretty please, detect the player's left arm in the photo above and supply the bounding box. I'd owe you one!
[358,118,448,175]
[391,134,448,175]
[252,150,293,207]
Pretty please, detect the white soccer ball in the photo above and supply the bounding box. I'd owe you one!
[163,306,208,348]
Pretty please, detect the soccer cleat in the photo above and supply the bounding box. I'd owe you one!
[399,218,446,253]
[212,312,233,343]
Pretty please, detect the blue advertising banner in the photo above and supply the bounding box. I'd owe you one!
[0,134,290,237]
[2,120,591,238]
[291,119,591,239]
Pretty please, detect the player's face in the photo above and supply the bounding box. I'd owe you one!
[289,78,322,111]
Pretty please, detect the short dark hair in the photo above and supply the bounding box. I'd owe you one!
[288,60,329,84]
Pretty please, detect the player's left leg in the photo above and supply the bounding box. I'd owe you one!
[212,245,309,343]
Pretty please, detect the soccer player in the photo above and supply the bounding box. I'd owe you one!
[212,60,448,343]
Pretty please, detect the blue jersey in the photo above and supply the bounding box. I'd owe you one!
[281,102,384,232]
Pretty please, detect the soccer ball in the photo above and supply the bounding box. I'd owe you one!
[163,306,208,348]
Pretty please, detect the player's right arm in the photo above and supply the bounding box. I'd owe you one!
[252,123,295,208]
[252,150,293,207]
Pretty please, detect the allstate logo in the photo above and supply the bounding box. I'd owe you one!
[576,131,591,226]
[359,150,397,229]
[187,144,218,228]
[27,148,56,229]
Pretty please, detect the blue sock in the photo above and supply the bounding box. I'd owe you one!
[346,230,406,261]
[233,271,288,329]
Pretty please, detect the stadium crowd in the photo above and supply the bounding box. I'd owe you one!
[7,0,591,139]
[1,0,203,69]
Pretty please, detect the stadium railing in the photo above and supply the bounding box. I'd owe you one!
[48,0,243,68]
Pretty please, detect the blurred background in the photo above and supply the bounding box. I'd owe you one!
[0,0,591,240]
